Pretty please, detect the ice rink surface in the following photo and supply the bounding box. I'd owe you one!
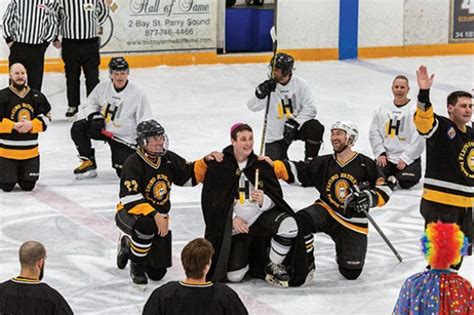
[0,54,472,314]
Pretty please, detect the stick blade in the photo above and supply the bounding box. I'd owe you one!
[270,26,277,43]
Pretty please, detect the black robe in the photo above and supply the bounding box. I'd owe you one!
[201,145,310,286]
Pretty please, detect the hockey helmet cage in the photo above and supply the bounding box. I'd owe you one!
[331,120,359,146]
[108,57,129,73]
[270,53,294,77]
[136,119,168,155]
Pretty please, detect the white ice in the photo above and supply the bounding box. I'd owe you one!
[0,55,472,315]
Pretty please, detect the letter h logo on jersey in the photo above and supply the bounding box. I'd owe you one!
[104,103,118,122]
[277,95,294,119]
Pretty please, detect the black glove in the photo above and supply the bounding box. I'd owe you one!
[255,79,276,99]
[283,118,299,144]
[88,112,105,139]
[344,188,378,216]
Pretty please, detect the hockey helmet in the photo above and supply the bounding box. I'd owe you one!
[108,57,129,73]
[136,119,168,156]
[269,52,294,77]
[331,120,359,146]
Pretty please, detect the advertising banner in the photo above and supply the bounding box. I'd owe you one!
[100,0,218,53]
[450,0,474,42]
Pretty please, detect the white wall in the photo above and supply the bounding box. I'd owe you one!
[403,0,449,45]
[277,0,339,49]
[358,0,404,47]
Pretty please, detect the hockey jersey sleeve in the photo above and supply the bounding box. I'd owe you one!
[167,151,208,187]
[399,113,425,165]
[117,158,157,216]
[293,79,317,125]
[273,159,321,188]
[80,82,105,118]
[247,87,269,112]
[368,107,386,158]
[31,93,52,134]
[364,156,392,207]
[95,0,110,26]
[414,89,439,138]
[134,92,152,123]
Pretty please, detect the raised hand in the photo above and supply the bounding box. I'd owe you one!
[416,65,435,90]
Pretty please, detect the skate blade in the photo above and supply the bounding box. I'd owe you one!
[132,283,147,291]
[66,114,78,122]
[74,170,98,180]
[265,274,289,288]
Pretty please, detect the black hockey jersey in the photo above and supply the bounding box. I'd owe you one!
[116,149,207,216]
[0,276,73,315]
[142,281,248,315]
[414,106,473,208]
[0,87,51,160]
[274,153,392,234]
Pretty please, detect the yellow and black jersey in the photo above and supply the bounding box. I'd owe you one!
[0,276,73,314]
[116,149,207,216]
[0,86,51,160]
[414,106,474,208]
[274,153,392,234]
[143,281,248,315]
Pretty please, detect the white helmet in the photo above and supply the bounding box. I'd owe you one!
[331,120,359,146]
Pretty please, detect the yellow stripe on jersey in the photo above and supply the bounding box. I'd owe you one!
[277,103,283,119]
[31,118,44,133]
[317,201,369,235]
[194,158,208,184]
[0,119,14,133]
[0,147,39,160]
[423,188,474,208]
[273,160,289,181]
[414,106,434,135]
[127,203,156,216]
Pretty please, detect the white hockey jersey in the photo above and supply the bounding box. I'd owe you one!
[369,100,424,164]
[78,80,152,145]
[247,75,317,143]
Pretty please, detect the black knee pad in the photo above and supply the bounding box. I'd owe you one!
[145,265,167,281]
[134,216,157,235]
[18,180,36,191]
[0,183,15,192]
[70,119,88,138]
[300,119,325,142]
[339,266,362,280]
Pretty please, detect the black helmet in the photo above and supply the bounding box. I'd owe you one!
[108,57,129,73]
[270,53,294,77]
[136,119,168,156]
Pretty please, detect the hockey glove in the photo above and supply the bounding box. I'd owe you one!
[283,119,300,144]
[344,189,378,216]
[88,112,106,139]
[255,79,277,99]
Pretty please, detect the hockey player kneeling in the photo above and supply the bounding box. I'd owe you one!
[201,123,313,288]
[271,121,394,280]
[115,119,218,287]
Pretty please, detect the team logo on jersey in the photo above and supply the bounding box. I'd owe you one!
[326,173,357,208]
[447,127,456,139]
[145,174,171,205]
[10,103,34,121]
[459,142,474,178]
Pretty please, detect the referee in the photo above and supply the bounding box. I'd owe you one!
[53,0,111,118]
[2,0,58,92]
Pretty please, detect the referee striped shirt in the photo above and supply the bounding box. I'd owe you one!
[55,0,109,40]
[2,0,58,45]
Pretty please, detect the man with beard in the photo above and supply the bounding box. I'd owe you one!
[267,121,394,280]
[0,241,73,314]
[0,63,51,192]
[201,123,312,288]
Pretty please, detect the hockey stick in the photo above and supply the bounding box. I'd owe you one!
[255,26,278,188]
[361,208,403,262]
[100,129,137,150]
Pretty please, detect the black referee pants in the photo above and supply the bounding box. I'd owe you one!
[61,37,100,108]
[9,42,49,91]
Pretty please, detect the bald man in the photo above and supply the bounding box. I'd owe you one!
[0,241,73,314]
[0,63,51,192]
